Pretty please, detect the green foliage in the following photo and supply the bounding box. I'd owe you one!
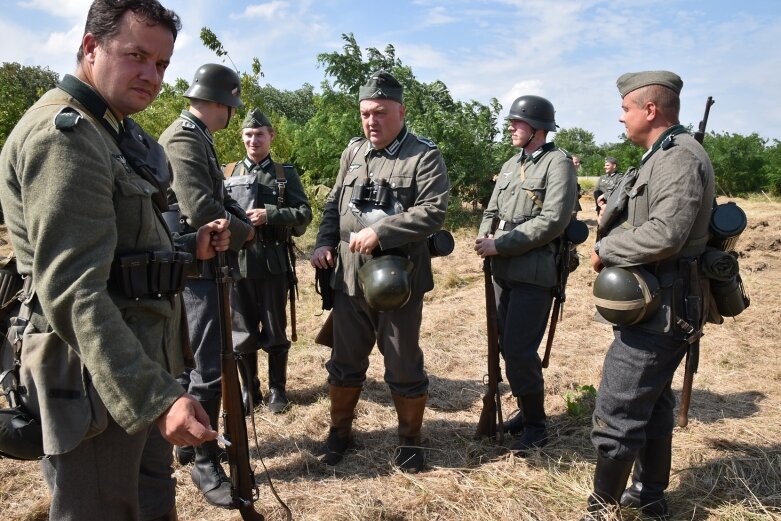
[704,132,769,196]
[564,384,597,419]
[0,63,59,147]
[133,80,189,139]
[762,140,781,195]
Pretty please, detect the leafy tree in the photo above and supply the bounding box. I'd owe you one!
[704,132,768,195]
[762,139,781,195]
[554,127,601,175]
[0,63,59,147]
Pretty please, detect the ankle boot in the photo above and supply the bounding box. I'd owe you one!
[620,436,672,520]
[267,350,290,414]
[510,392,547,455]
[323,385,362,466]
[581,453,634,521]
[190,398,234,509]
[392,393,427,473]
[239,352,262,416]
[502,396,524,435]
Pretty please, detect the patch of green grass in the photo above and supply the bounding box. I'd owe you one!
[564,384,597,419]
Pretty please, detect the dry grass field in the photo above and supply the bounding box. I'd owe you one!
[1,195,779,521]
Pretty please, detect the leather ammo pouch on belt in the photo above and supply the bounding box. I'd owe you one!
[112,250,193,299]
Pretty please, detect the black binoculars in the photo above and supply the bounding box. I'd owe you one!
[351,177,392,209]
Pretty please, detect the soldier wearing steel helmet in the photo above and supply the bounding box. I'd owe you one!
[474,94,577,455]
[310,70,450,473]
[583,71,715,521]
[159,63,254,509]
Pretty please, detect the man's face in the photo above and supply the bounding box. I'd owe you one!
[572,157,581,169]
[604,161,617,174]
[84,11,174,119]
[508,118,533,148]
[619,89,650,148]
[242,126,274,162]
[360,98,405,149]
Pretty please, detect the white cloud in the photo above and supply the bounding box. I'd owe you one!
[232,1,289,21]
[18,0,90,20]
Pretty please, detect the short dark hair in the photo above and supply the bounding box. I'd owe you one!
[76,0,181,63]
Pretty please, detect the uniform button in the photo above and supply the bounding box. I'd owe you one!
[369,172,374,177]
[391,182,397,188]
[143,188,150,194]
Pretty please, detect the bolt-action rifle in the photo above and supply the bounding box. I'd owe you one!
[286,236,298,342]
[474,218,504,442]
[215,251,265,520]
[678,96,715,428]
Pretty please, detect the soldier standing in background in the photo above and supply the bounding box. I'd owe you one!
[594,156,622,214]
[0,1,232,519]
[160,63,254,509]
[475,95,577,455]
[224,109,312,414]
[310,70,450,472]
[583,71,714,520]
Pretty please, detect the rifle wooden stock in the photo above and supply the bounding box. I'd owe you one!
[474,253,503,442]
[315,311,334,348]
[216,252,265,520]
[541,300,560,369]
[678,342,699,428]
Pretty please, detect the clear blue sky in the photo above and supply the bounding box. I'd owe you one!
[2,0,779,145]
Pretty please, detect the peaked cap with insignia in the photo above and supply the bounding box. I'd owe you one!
[358,70,404,103]
[242,108,272,129]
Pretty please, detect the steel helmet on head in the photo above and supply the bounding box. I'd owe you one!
[358,254,414,311]
[184,63,243,108]
[507,95,557,132]
[593,266,660,326]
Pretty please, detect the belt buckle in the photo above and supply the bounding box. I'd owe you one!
[498,219,507,231]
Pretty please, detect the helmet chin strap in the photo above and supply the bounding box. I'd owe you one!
[222,106,232,130]
[522,129,537,150]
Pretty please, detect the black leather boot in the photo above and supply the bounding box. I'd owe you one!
[620,436,672,520]
[145,505,178,521]
[502,396,524,435]
[190,398,234,509]
[323,384,361,466]
[581,453,634,521]
[267,350,289,414]
[510,392,547,455]
[239,352,262,416]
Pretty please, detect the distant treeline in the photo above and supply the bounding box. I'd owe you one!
[2,34,779,207]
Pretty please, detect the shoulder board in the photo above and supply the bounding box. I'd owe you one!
[181,120,196,130]
[348,136,364,146]
[283,164,295,170]
[416,136,438,148]
[558,147,572,159]
[53,107,83,131]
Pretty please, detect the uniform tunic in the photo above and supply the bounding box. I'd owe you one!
[592,126,715,460]
[314,128,450,395]
[478,143,577,396]
[596,170,623,199]
[0,76,189,520]
[160,111,253,401]
[225,156,312,354]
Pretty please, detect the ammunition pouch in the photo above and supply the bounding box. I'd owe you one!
[111,250,193,300]
[257,224,291,244]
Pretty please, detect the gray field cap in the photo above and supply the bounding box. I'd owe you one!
[358,70,403,103]
[242,108,272,129]
[617,71,683,97]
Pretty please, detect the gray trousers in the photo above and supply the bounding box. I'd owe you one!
[180,278,223,401]
[494,279,553,397]
[326,290,428,397]
[591,327,688,461]
[230,275,290,355]
[42,416,175,521]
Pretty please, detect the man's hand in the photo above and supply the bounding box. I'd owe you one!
[246,208,268,226]
[474,236,498,258]
[591,250,604,272]
[348,227,379,255]
[156,394,218,447]
[311,246,336,269]
[596,196,607,222]
[195,219,231,260]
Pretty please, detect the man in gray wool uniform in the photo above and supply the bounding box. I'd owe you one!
[310,70,450,473]
[224,108,312,415]
[159,63,254,509]
[583,71,715,520]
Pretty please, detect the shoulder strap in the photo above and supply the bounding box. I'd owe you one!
[222,162,238,179]
[274,163,287,208]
